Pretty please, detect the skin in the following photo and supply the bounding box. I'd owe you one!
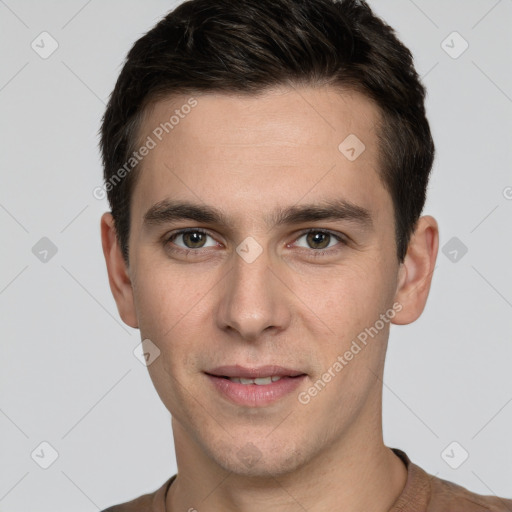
[101,85,438,511]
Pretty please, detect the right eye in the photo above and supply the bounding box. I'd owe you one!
[165,228,219,250]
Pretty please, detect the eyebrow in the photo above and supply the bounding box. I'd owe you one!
[142,198,373,230]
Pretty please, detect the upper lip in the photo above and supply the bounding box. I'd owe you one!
[205,365,306,379]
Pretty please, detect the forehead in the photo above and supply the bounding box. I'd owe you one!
[131,85,389,226]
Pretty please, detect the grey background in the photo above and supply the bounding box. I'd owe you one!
[1,0,511,510]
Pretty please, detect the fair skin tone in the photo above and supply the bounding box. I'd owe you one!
[101,85,438,511]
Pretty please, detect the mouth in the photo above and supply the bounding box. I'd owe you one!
[204,365,307,406]
[207,374,305,385]
[205,364,306,381]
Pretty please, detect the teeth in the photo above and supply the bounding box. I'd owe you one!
[228,376,283,385]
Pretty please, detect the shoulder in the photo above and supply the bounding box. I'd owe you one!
[101,492,154,512]
[428,473,512,512]
[391,448,511,512]
[100,475,176,512]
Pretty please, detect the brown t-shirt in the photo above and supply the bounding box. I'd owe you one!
[102,448,512,511]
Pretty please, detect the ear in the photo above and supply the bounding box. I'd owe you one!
[100,212,139,329]
[391,215,439,325]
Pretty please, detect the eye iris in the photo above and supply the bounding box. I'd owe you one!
[306,231,330,249]
[183,231,206,248]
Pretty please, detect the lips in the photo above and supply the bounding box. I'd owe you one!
[206,370,307,406]
[205,364,306,379]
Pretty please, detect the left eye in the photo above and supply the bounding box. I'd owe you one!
[294,230,343,250]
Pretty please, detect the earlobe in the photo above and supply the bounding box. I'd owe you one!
[100,212,139,329]
[391,215,439,325]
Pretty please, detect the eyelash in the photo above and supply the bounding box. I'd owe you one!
[164,228,217,257]
[291,229,347,257]
[164,228,348,257]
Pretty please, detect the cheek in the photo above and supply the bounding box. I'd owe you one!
[295,260,392,332]
[134,269,210,406]
[132,264,220,382]
[132,259,210,337]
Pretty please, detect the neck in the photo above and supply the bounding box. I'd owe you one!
[166,400,407,512]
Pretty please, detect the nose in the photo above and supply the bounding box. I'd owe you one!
[215,247,292,341]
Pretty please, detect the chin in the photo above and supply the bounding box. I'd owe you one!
[210,437,307,479]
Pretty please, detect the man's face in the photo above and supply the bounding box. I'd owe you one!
[125,86,402,476]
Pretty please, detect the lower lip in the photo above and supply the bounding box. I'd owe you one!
[206,374,307,407]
